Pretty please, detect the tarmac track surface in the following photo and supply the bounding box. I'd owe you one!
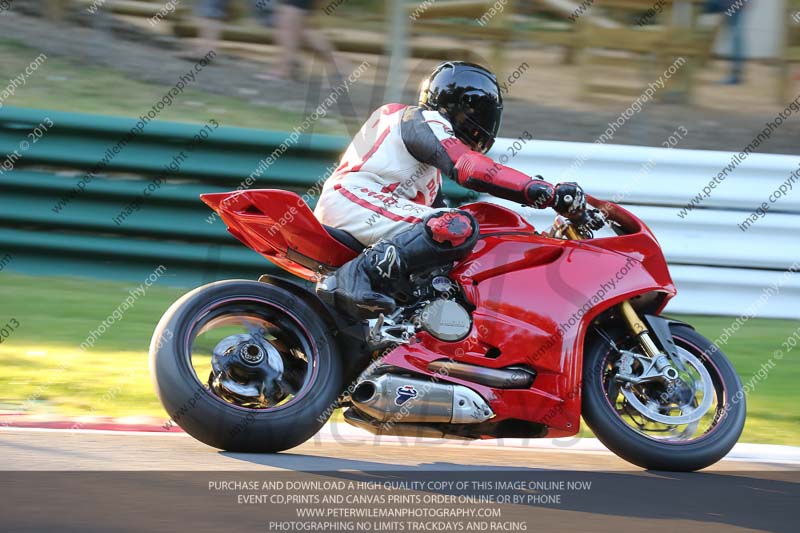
[0,427,797,532]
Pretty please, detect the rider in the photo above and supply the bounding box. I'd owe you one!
[315,61,602,319]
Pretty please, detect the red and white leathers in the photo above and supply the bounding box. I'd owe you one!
[314,103,564,246]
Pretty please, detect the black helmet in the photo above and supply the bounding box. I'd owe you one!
[418,61,503,153]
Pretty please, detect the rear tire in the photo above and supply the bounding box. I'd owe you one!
[582,324,745,471]
[149,280,342,453]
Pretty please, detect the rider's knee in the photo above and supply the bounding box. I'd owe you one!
[422,210,479,250]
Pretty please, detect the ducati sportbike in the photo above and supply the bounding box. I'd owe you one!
[150,189,746,471]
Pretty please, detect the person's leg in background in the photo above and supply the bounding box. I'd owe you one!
[724,8,746,84]
[274,1,305,80]
[274,0,351,81]
[191,0,229,59]
[704,1,746,85]
[251,0,275,26]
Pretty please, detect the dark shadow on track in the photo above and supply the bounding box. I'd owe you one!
[222,452,798,532]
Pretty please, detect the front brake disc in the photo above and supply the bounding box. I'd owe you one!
[620,347,714,426]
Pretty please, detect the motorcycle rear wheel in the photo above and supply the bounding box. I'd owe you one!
[149,280,342,453]
[582,323,746,471]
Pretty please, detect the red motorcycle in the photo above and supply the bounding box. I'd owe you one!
[149,189,745,471]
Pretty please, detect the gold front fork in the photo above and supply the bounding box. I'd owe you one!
[563,222,660,358]
[619,301,661,358]
[563,225,581,241]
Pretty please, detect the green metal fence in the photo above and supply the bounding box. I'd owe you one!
[0,107,474,286]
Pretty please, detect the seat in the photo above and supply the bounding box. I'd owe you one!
[323,225,365,253]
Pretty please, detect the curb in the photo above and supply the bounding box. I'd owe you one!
[0,413,181,433]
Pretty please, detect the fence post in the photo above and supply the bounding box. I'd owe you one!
[385,0,409,103]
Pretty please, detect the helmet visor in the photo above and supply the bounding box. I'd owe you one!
[458,90,503,153]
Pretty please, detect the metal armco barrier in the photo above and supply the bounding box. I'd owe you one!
[1,107,798,318]
[0,107,473,287]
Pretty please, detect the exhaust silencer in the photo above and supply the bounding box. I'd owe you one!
[350,374,494,424]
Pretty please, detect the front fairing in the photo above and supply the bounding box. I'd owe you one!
[377,200,676,436]
[459,199,675,302]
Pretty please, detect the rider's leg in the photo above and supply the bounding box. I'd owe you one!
[317,210,479,319]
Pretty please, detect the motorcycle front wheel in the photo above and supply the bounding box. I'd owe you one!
[149,279,342,453]
[582,322,746,471]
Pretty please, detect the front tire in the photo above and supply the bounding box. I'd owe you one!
[582,323,746,471]
[149,280,342,453]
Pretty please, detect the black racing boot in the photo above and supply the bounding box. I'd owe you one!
[317,210,479,320]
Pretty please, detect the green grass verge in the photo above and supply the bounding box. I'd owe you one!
[0,38,347,133]
[0,272,797,445]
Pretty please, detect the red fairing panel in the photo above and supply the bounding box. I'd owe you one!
[201,190,357,280]
[459,202,536,234]
[380,202,675,438]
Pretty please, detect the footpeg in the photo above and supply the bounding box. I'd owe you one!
[367,313,415,346]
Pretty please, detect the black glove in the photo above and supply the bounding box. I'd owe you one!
[579,207,606,230]
[553,182,587,217]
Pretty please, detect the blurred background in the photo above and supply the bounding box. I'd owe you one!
[0,0,798,444]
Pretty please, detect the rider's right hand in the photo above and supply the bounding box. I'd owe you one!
[576,207,606,231]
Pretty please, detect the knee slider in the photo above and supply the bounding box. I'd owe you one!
[423,210,478,249]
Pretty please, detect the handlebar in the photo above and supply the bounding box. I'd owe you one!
[551,196,649,241]
[564,206,606,237]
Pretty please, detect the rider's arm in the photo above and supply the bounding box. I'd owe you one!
[400,107,582,214]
